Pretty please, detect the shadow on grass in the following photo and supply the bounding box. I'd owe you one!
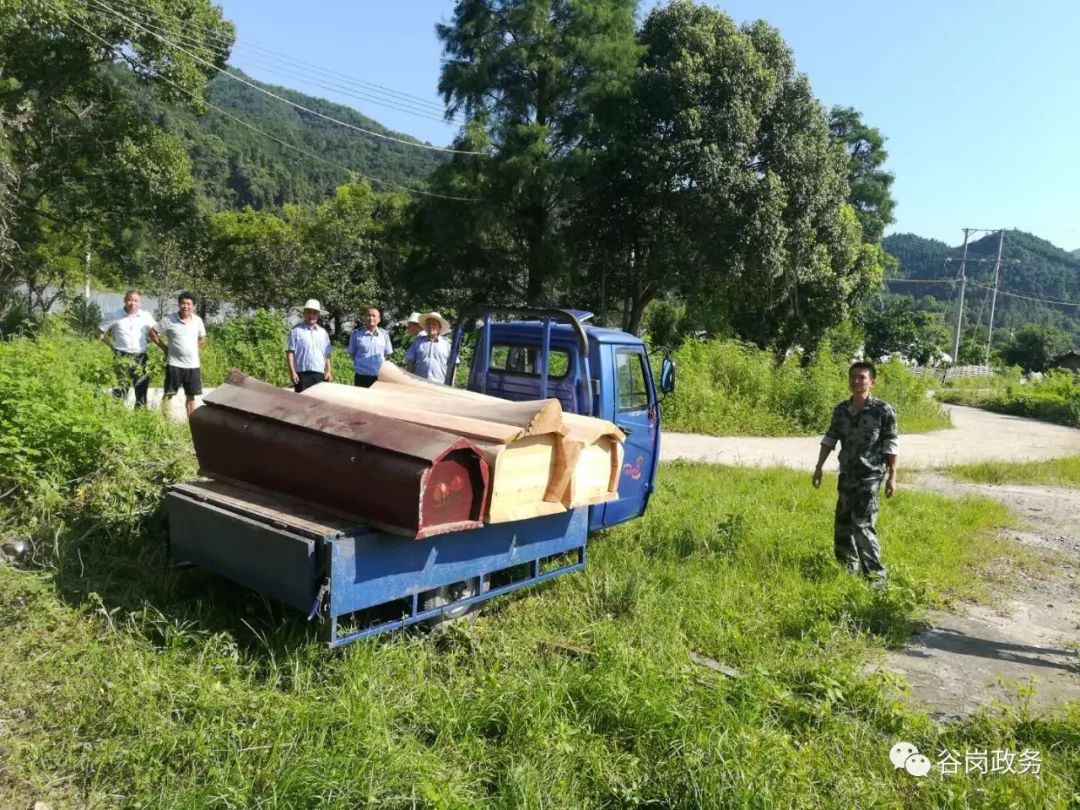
[38,509,338,661]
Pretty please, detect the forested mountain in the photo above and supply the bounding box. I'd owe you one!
[122,67,445,211]
[884,231,1080,344]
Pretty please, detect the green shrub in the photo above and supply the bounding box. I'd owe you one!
[662,338,950,436]
[200,309,293,387]
[938,370,1080,429]
[0,320,195,548]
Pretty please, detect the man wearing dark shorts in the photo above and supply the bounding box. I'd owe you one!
[149,291,206,417]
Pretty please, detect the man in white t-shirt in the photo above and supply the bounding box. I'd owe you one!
[97,289,157,408]
[149,291,207,416]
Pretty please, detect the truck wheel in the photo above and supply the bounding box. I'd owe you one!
[421,578,482,623]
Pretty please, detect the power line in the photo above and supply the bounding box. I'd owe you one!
[106,0,457,117]
[89,0,484,156]
[967,280,1080,308]
[49,3,479,202]
[93,0,467,126]
[883,277,956,284]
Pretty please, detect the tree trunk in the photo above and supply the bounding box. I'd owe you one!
[524,208,548,305]
[625,291,651,336]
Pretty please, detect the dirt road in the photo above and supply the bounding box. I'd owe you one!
[871,474,1080,720]
[660,404,1080,469]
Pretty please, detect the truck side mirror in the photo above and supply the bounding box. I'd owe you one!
[660,355,676,395]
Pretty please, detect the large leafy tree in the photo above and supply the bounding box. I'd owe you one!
[0,0,233,310]
[426,0,639,304]
[207,182,410,334]
[829,106,896,244]
[297,183,409,335]
[576,1,878,345]
[999,324,1072,373]
[859,295,949,365]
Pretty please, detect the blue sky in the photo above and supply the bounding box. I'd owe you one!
[217,0,1080,252]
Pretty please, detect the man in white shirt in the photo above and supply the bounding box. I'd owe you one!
[149,291,207,416]
[97,289,157,408]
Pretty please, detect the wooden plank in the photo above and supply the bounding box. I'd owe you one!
[301,382,562,440]
[170,479,356,537]
[299,383,522,443]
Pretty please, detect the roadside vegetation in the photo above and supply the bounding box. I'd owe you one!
[662,337,950,436]
[948,456,1080,489]
[4,327,1077,808]
[937,370,1080,430]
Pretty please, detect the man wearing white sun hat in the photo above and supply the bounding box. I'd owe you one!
[286,298,333,392]
[405,311,452,384]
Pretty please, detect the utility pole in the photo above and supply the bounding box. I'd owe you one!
[950,228,971,363]
[985,229,1005,366]
[84,249,91,300]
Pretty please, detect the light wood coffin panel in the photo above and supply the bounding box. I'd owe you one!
[358,367,630,514]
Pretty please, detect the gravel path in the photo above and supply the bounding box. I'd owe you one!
[660,404,1080,470]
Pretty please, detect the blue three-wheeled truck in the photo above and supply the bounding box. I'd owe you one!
[165,309,674,646]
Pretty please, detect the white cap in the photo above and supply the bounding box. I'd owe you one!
[302,299,322,313]
[406,311,422,325]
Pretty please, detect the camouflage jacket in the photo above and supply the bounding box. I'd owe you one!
[821,396,899,479]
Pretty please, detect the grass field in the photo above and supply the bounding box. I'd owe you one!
[3,462,1078,808]
[948,456,1080,489]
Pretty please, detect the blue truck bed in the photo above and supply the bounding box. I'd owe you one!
[166,480,587,646]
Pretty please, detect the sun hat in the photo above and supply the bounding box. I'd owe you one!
[406,311,422,326]
[421,311,451,334]
[302,299,322,313]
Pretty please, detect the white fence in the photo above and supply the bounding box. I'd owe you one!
[910,364,993,381]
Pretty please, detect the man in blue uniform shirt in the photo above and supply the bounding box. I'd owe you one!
[405,312,452,384]
[286,299,333,392]
[347,307,392,387]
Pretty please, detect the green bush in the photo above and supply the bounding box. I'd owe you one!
[0,320,195,547]
[200,309,293,387]
[938,370,1080,429]
[662,338,950,436]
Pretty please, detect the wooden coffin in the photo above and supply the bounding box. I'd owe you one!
[193,372,489,539]
[300,382,565,524]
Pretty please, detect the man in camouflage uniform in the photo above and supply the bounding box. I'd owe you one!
[812,361,899,580]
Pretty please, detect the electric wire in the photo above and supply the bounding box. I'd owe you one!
[967,280,1080,308]
[49,3,480,201]
[89,0,466,126]
[99,0,457,116]
[89,0,484,156]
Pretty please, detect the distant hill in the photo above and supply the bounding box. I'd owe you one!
[122,67,445,211]
[884,231,1080,344]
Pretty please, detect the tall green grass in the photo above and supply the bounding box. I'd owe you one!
[2,461,1073,808]
[0,322,195,544]
[948,456,1080,489]
[937,370,1080,429]
[663,338,950,436]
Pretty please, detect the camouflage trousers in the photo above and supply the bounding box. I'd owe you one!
[834,474,886,579]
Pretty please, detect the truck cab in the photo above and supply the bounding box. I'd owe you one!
[447,308,674,533]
